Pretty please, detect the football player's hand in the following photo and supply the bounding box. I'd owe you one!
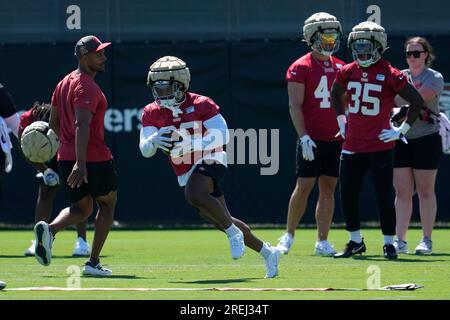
[67,162,88,188]
[378,122,411,143]
[170,137,193,158]
[337,114,347,139]
[300,134,317,161]
[151,127,174,152]
[43,168,60,186]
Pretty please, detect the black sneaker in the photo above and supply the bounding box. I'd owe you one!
[383,243,398,259]
[334,239,366,258]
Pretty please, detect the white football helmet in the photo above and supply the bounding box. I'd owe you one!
[147,56,191,109]
[348,21,388,67]
[303,12,342,56]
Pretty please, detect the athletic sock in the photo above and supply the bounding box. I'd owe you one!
[349,230,362,243]
[259,242,272,259]
[225,224,241,237]
[384,235,394,245]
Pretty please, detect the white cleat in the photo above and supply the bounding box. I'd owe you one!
[415,238,432,255]
[264,247,282,279]
[393,239,409,254]
[228,231,245,260]
[314,240,337,256]
[276,232,294,254]
[24,240,36,256]
[82,261,112,277]
[72,237,91,257]
[33,221,53,266]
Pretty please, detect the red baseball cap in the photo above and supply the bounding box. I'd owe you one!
[74,35,111,58]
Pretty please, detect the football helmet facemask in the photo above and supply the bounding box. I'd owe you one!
[348,21,388,68]
[303,12,342,56]
[147,56,191,109]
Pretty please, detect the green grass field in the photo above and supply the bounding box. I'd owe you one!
[0,228,449,300]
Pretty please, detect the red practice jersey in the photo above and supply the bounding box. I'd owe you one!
[51,71,112,162]
[141,92,221,176]
[286,52,345,142]
[334,59,408,153]
[18,108,34,136]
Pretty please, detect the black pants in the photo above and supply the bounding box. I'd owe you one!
[339,150,396,235]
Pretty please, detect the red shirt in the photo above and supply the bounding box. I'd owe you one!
[18,108,34,136]
[286,52,345,142]
[51,71,112,161]
[141,92,220,176]
[334,59,407,153]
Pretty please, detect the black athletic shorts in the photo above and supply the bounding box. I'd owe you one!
[296,139,342,178]
[58,160,118,203]
[394,132,441,169]
[36,156,59,185]
[193,161,227,197]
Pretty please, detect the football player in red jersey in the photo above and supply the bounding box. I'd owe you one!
[140,56,281,278]
[277,12,344,256]
[19,102,90,257]
[330,22,423,259]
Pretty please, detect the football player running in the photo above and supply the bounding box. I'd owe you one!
[19,102,90,257]
[330,22,423,259]
[277,12,344,256]
[140,56,282,278]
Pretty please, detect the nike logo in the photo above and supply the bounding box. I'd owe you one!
[351,245,364,253]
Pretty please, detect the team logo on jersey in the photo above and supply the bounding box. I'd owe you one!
[324,61,330,67]
[361,72,368,82]
[336,63,343,69]
[376,74,385,81]
[185,106,195,114]
[290,70,297,76]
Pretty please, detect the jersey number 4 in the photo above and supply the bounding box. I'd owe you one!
[347,82,382,116]
[314,75,331,108]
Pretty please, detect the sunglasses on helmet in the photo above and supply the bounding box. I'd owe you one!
[406,50,426,58]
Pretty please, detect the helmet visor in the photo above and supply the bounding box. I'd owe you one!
[351,39,374,60]
[313,29,340,55]
[319,32,339,51]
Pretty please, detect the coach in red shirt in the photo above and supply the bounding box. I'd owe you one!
[33,35,117,277]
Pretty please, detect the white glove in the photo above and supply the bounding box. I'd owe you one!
[150,127,174,152]
[300,134,317,161]
[43,168,60,186]
[4,152,12,173]
[378,122,411,143]
[337,114,347,139]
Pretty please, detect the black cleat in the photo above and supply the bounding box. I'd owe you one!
[383,243,398,259]
[334,239,366,258]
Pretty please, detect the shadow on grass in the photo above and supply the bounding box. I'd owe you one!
[56,255,109,259]
[350,255,445,262]
[169,278,260,285]
[78,275,145,279]
[0,255,29,258]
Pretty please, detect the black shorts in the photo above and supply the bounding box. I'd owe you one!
[58,160,118,203]
[394,132,441,169]
[36,156,59,185]
[193,161,227,197]
[296,139,342,178]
